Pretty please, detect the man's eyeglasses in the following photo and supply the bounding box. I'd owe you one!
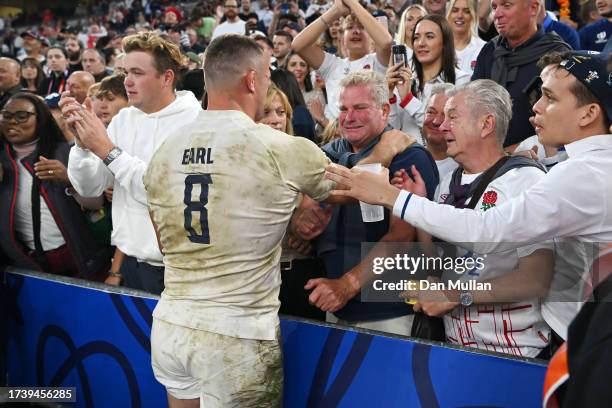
[0,110,37,123]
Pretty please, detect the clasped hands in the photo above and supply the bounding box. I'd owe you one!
[58,92,114,160]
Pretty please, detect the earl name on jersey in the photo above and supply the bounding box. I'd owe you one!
[182,147,214,165]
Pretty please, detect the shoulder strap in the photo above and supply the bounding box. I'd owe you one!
[30,162,48,270]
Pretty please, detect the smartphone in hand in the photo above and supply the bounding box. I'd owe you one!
[392,44,408,68]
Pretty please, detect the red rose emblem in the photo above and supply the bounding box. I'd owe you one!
[482,191,498,205]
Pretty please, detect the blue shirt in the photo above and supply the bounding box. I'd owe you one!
[579,19,612,52]
[317,138,439,321]
[543,14,580,50]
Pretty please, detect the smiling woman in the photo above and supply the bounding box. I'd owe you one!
[0,92,111,278]
[446,0,485,74]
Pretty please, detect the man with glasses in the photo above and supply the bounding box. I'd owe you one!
[212,0,246,39]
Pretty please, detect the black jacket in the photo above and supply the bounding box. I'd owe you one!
[562,249,612,407]
[472,29,569,147]
[0,142,111,278]
[38,70,69,96]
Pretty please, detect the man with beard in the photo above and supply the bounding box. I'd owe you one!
[64,35,83,73]
[212,0,246,39]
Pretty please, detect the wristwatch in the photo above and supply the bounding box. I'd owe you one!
[103,146,123,166]
[459,291,474,307]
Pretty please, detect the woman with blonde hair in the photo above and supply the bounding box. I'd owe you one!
[260,84,294,135]
[446,0,485,75]
[394,5,427,62]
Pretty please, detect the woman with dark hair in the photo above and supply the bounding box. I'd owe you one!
[39,46,70,96]
[284,50,327,128]
[271,69,317,142]
[0,92,110,278]
[386,14,470,143]
[20,58,44,94]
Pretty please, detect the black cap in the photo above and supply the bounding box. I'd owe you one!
[559,50,612,123]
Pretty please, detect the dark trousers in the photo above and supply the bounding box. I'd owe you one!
[279,258,325,321]
[120,255,164,295]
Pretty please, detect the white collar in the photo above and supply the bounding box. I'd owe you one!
[564,134,612,158]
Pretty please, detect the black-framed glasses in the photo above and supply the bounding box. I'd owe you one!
[0,110,37,123]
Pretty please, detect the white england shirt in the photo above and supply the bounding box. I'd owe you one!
[435,167,551,357]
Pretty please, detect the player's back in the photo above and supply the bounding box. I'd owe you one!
[144,109,331,340]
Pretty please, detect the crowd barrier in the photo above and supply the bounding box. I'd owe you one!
[4,268,547,407]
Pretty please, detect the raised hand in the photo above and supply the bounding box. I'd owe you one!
[385,62,402,95]
[68,98,115,159]
[395,66,413,100]
[393,165,427,197]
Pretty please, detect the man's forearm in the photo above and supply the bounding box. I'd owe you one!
[472,249,554,303]
[344,228,416,292]
[68,146,114,197]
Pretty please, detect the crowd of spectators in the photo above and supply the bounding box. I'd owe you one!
[0,0,610,366]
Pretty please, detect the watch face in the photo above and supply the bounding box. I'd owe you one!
[460,292,473,307]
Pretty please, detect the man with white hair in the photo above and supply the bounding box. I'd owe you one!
[325,51,612,342]
[405,80,553,357]
[306,70,439,336]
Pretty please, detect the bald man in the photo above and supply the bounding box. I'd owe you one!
[0,57,23,109]
[66,71,95,104]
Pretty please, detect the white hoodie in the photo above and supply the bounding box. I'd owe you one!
[68,91,202,265]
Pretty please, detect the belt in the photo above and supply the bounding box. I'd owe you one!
[280,260,293,271]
